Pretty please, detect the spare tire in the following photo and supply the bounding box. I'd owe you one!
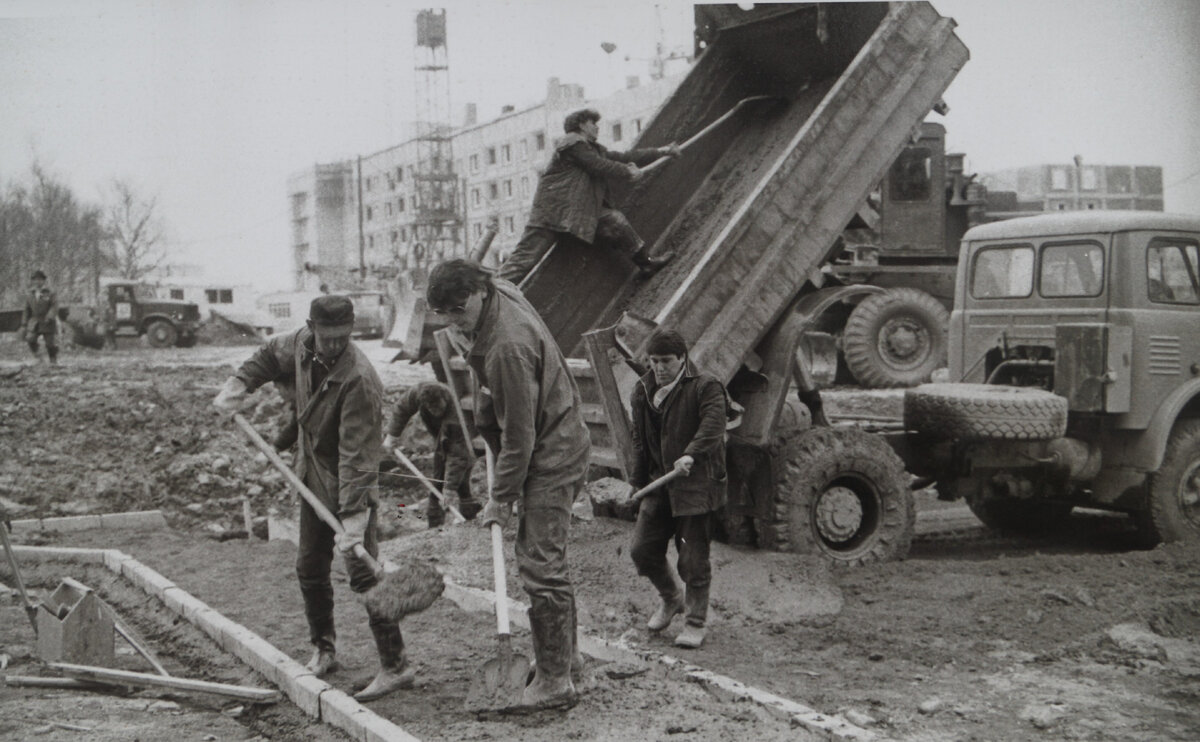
[843,288,949,389]
[905,383,1068,441]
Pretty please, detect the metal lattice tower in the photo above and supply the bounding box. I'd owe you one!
[411,9,461,268]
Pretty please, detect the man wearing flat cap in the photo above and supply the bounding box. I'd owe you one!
[212,295,410,701]
[22,269,61,365]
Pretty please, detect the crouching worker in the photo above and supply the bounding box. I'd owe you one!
[383,381,481,527]
[629,329,726,649]
[212,295,412,701]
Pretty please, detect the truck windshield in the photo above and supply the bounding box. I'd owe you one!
[1040,242,1103,297]
[971,245,1034,298]
[134,285,158,301]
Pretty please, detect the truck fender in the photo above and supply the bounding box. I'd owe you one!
[792,284,883,335]
[1121,378,1200,472]
[138,314,178,332]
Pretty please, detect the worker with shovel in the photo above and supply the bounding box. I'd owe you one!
[383,381,481,527]
[212,295,412,701]
[21,269,61,365]
[629,329,727,649]
[498,107,680,285]
[427,259,590,711]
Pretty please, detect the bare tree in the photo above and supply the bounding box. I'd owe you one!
[105,179,165,280]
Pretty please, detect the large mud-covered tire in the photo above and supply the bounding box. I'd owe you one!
[965,491,1074,533]
[1136,419,1200,546]
[905,383,1068,441]
[145,320,178,348]
[843,288,949,389]
[756,427,914,566]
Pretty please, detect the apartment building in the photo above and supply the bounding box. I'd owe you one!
[979,162,1164,214]
[288,72,685,291]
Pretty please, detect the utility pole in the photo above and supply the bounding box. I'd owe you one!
[357,155,366,283]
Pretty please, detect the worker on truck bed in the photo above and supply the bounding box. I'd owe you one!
[427,258,590,710]
[629,328,727,649]
[383,381,482,527]
[497,107,680,284]
[21,269,60,365]
[212,295,412,702]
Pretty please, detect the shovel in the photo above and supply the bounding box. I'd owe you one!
[0,521,39,633]
[628,468,686,507]
[389,447,467,525]
[642,94,787,175]
[464,445,531,712]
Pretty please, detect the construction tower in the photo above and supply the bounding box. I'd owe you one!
[410,8,462,273]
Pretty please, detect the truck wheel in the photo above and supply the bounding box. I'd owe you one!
[905,383,1068,441]
[843,288,949,388]
[756,427,914,566]
[965,492,1074,533]
[146,320,178,348]
[1136,419,1200,546]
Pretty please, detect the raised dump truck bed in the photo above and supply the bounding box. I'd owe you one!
[523,1,967,384]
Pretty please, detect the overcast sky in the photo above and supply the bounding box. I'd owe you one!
[2,0,1197,292]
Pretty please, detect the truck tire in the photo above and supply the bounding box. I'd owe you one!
[843,288,949,388]
[1136,418,1200,546]
[904,383,1068,441]
[965,491,1074,533]
[146,320,178,348]
[756,427,914,566]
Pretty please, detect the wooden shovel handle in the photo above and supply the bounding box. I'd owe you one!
[629,468,685,505]
[233,413,381,574]
[390,447,466,524]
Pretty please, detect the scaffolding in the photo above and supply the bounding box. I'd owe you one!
[409,8,462,274]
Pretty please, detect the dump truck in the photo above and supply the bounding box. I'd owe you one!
[434,2,970,565]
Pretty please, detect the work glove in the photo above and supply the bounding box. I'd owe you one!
[479,497,512,529]
[673,454,695,476]
[382,434,401,454]
[336,510,370,553]
[212,376,250,415]
[658,142,682,158]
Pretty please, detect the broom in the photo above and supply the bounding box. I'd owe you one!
[233,414,444,620]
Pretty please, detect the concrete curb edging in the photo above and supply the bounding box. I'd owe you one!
[440,578,875,741]
[8,510,168,535]
[12,545,422,742]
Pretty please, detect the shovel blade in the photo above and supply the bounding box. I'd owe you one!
[464,644,531,712]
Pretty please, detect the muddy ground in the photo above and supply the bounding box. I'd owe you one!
[2,342,1200,741]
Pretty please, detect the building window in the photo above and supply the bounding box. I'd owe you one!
[365,177,372,192]
[505,216,515,234]
[1080,167,1099,190]
[488,182,499,200]
[366,206,374,220]
[487,147,497,165]
[612,123,622,141]
[520,140,528,160]
[397,198,405,212]
[391,231,398,244]
[521,176,530,197]
[169,289,184,300]
[502,144,511,163]
[205,289,233,304]
[504,180,513,198]
[472,188,481,206]
[535,132,546,150]
[396,166,403,182]
[400,227,408,241]
[1050,167,1070,191]
[474,222,483,238]
[386,202,393,216]
[269,303,291,318]
[469,154,479,173]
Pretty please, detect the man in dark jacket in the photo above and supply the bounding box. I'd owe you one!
[22,270,60,364]
[427,259,591,710]
[629,329,727,649]
[498,107,679,284]
[212,295,411,702]
[383,381,481,527]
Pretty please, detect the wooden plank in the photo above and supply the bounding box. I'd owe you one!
[50,662,280,703]
[582,328,635,478]
[433,328,478,463]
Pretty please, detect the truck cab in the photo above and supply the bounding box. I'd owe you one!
[905,211,1200,544]
[107,281,201,347]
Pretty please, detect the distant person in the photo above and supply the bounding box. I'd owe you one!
[426,259,590,710]
[212,295,412,702]
[498,107,681,284]
[22,270,60,365]
[383,381,482,527]
[628,329,727,649]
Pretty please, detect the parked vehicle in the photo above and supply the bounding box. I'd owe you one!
[104,282,202,347]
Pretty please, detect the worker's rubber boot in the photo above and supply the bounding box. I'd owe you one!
[426,492,445,529]
[355,620,415,701]
[520,607,577,711]
[631,245,674,275]
[647,591,685,632]
[305,648,340,678]
[459,499,482,521]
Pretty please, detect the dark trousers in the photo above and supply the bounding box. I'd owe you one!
[497,209,644,285]
[295,498,388,653]
[516,481,579,678]
[27,330,58,361]
[426,447,477,527]
[630,493,714,628]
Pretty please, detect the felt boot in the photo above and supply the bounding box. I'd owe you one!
[355,620,414,701]
[304,648,340,678]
